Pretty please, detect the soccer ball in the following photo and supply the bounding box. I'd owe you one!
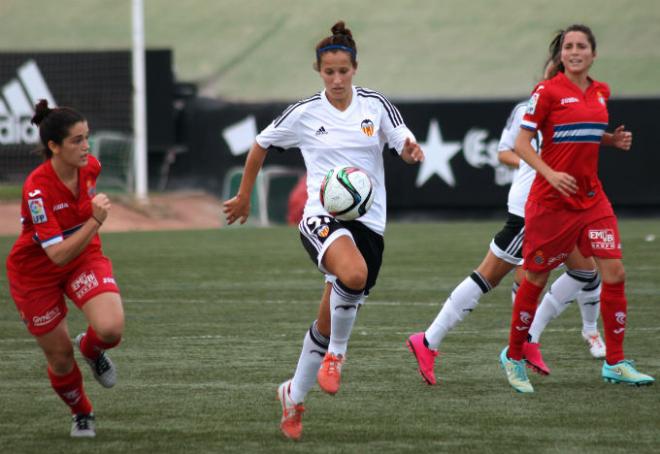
[320,166,374,221]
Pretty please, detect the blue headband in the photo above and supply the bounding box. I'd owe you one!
[316,44,356,59]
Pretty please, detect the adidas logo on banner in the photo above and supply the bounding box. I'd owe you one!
[0,59,57,145]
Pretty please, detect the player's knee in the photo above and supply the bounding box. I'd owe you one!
[340,267,367,291]
[94,320,124,343]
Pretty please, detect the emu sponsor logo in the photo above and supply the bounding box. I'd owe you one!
[589,229,616,250]
[71,271,99,299]
[32,307,62,327]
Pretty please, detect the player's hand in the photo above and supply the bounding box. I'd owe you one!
[402,137,424,163]
[611,125,632,151]
[223,194,250,225]
[547,170,577,197]
[91,193,111,223]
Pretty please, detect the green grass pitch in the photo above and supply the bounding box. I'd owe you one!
[1,221,658,453]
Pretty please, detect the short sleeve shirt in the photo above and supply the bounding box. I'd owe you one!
[256,85,415,235]
[521,72,610,211]
[7,155,103,283]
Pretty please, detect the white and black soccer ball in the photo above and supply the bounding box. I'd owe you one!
[319,166,374,221]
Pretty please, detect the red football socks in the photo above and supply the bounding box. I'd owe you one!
[600,281,627,365]
[80,326,121,360]
[48,362,93,415]
[508,278,544,360]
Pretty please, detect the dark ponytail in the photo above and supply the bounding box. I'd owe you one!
[30,99,86,159]
[314,21,358,70]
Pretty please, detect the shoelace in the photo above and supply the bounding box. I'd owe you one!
[74,414,93,430]
[325,356,342,376]
[291,404,305,419]
[94,353,111,375]
[588,335,604,349]
[512,360,528,381]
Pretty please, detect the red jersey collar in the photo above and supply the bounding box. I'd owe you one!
[555,71,601,94]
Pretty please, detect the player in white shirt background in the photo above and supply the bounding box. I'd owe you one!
[406,59,606,386]
[223,21,423,441]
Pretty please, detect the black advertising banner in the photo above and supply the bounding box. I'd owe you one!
[172,97,660,212]
[0,50,173,181]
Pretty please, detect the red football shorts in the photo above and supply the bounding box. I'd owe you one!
[7,255,120,336]
[523,197,622,273]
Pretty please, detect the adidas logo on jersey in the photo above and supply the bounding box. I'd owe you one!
[0,60,57,145]
[315,126,328,136]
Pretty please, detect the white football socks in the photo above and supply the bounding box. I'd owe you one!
[327,280,364,356]
[577,283,601,334]
[425,272,490,350]
[528,270,597,343]
[289,321,329,404]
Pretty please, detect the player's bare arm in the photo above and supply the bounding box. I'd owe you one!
[602,125,633,151]
[223,142,268,224]
[514,128,577,197]
[401,137,424,164]
[44,193,110,266]
[497,149,520,168]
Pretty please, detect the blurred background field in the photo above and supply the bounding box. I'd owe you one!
[1,0,659,100]
[0,221,659,453]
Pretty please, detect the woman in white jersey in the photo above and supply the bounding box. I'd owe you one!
[406,58,605,386]
[223,21,423,441]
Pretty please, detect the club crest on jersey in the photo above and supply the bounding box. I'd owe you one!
[361,119,375,137]
[533,249,544,265]
[28,197,47,224]
[86,179,96,197]
[316,225,330,238]
[596,91,606,105]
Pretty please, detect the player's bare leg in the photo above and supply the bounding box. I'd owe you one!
[410,250,515,385]
[77,292,124,388]
[37,319,95,437]
[278,285,332,440]
[524,253,597,374]
[317,236,366,394]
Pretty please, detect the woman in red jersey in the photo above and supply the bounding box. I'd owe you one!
[6,101,125,436]
[499,24,654,392]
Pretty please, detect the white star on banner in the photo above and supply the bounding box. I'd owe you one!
[416,119,462,187]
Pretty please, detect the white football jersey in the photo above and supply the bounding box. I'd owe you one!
[256,86,415,235]
[497,101,542,217]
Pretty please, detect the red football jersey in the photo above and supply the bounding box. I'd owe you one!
[6,155,103,283]
[521,71,610,210]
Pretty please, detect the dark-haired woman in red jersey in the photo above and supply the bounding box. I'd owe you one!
[499,24,654,393]
[6,100,125,436]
